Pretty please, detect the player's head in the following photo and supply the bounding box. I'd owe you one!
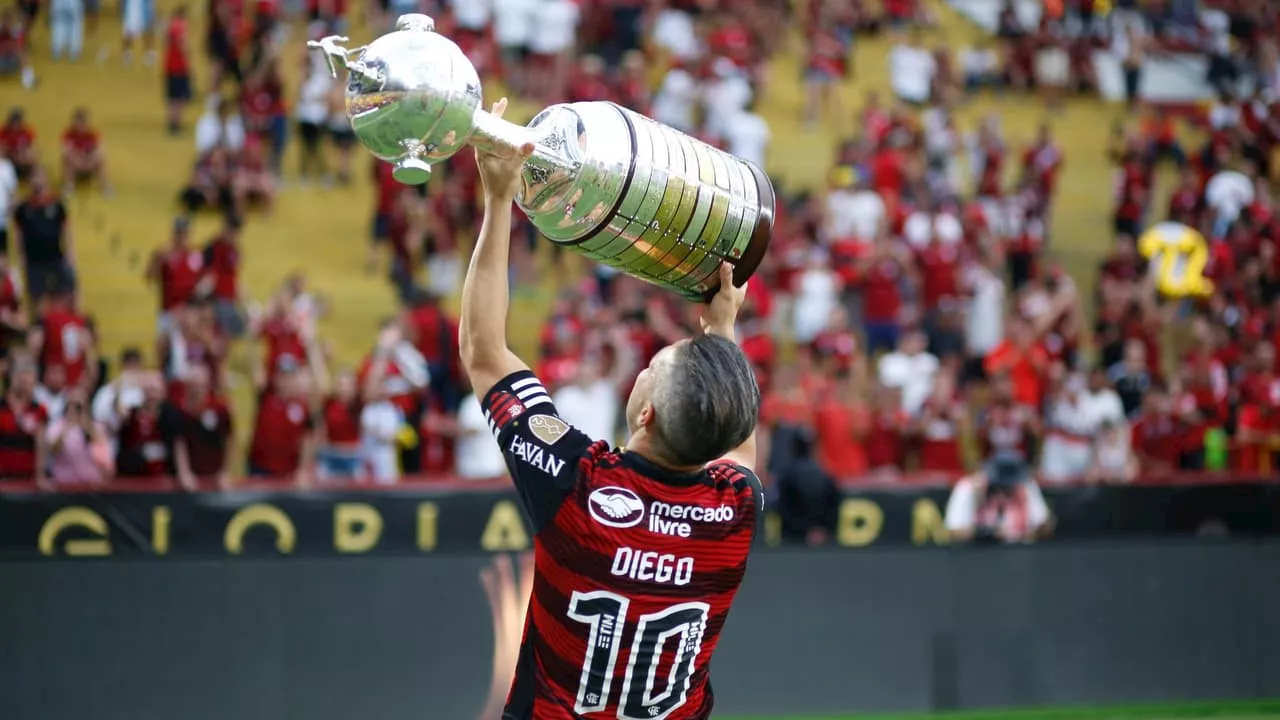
[625,334,760,468]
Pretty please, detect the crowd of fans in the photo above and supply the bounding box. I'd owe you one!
[1,0,1278,545]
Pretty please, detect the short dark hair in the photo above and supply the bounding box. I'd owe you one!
[652,334,760,467]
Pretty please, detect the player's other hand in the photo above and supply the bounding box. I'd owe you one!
[476,97,534,203]
[700,262,746,341]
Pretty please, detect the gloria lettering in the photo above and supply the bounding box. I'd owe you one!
[509,435,567,476]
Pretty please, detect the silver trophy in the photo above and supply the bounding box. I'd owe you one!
[309,14,774,301]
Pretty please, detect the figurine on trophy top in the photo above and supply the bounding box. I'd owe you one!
[308,13,775,302]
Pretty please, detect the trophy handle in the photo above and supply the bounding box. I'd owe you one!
[470,108,581,208]
[306,35,382,87]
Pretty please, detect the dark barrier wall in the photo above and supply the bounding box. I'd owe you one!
[2,540,1279,720]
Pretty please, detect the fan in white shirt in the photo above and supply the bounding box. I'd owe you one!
[456,393,508,479]
[888,39,936,105]
[194,98,246,155]
[448,0,492,30]
[651,65,699,133]
[360,391,404,484]
[877,331,941,416]
[527,0,580,56]
[822,173,884,243]
[492,0,536,49]
[552,329,635,446]
[701,58,753,142]
[651,7,702,62]
[722,105,770,169]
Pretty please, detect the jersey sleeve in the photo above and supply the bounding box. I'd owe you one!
[481,369,595,532]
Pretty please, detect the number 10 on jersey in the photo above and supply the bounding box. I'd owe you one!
[567,590,711,719]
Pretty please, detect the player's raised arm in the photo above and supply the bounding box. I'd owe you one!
[458,97,535,398]
[700,262,759,472]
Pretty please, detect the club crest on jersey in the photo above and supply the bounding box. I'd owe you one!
[509,435,566,476]
[527,414,569,445]
[587,486,645,528]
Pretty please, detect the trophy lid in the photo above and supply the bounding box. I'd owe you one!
[344,13,482,175]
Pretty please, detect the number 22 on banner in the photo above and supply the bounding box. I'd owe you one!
[567,590,710,719]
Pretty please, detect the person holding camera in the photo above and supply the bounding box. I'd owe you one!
[944,454,1052,544]
[46,386,113,483]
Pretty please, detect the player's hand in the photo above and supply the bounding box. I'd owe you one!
[475,98,534,203]
[700,262,746,340]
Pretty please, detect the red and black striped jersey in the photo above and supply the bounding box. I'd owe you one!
[481,370,762,720]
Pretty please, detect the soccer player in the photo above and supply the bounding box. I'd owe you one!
[459,97,763,720]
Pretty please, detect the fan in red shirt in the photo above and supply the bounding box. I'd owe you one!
[865,384,909,471]
[358,319,429,421]
[254,297,311,391]
[1113,150,1150,238]
[1021,123,1063,208]
[980,374,1040,462]
[169,365,233,489]
[0,107,37,178]
[248,361,318,481]
[567,54,613,103]
[975,119,1006,198]
[916,234,963,316]
[858,241,908,355]
[1173,365,1227,471]
[146,216,205,331]
[615,50,650,114]
[200,214,244,337]
[59,107,109,194]
[317,369,363,481]
[912,371,966,475]
[29,285,94,389]
[233,136,277,212]
[403,289,460,404]
[115,374,173,479]
[813,372,870,481]
[163,6,193,133]
[0,356,47,481]
[1130,387,1180,474]
[984,318,1049,408]
[1167,168,1203,225]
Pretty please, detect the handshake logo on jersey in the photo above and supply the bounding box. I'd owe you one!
[587,486,736,538]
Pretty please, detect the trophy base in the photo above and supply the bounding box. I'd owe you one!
[393,158,432,185]
[699,160,776,303]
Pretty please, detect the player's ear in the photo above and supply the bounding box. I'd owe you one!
[637,402,656,429]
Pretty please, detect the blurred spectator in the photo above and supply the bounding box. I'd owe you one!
[180,146,236,214]
[120,0,156,66]
[878,329,938,416]
[553,323,634,444]
[0,8,36,89]
[771,428,838,545]
[0,253,26,340]
[455,381,505,480]
[359,318,428,473]
[195,98,247,155]
[199,213,245,338]
[318,369,362,481]
[12,168,75,304]
[0,147,15,248]
[50,0,85,62]
[724,98,770,169]
[248,361,318,483]
[60,107,110,195]
[114,372,170,478]
[295,41,333,181]
[960,38,1000,92]
[47,386,112,484]
[163,6,193,134]
[702,57,753,144]
[34,363,70,419]
[1090,419,1137,483]
[168,364,232,489]
[945,458,1052,544]
[0,354,47,482]
[913,370,966,473]
[526,0,579,103]
[360,383,404,484]
[888,29,935,106]
[91,347,145,454]
[1039,371,1100,484]
[146,217,204,334]
[651,61,698,133]
[1131,386,1180,475]
[492,0,537,98]
[813,370,869,479]
[29,284,93,388]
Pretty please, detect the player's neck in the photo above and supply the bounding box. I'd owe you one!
[624,431,703,475]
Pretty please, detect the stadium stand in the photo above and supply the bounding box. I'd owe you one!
[2,0,1278,544]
